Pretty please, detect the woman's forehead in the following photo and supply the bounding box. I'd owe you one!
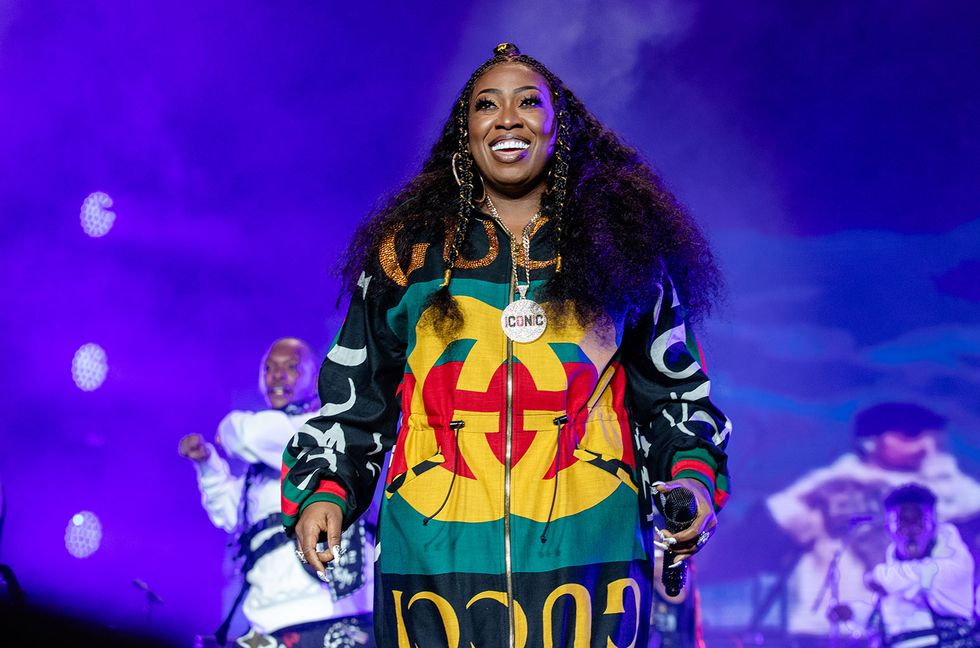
[472,62,548,93]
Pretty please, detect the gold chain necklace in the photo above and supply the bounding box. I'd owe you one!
[485,195,547,343]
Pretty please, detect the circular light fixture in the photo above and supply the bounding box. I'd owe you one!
[80,191,116,237]
[72,343,108,391]
[65,510,103,558]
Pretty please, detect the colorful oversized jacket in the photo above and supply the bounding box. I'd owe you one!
[282,211,732,647]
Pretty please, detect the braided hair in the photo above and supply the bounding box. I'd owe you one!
[340,43,721,336]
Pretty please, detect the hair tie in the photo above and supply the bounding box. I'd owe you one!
[494,42,521,58]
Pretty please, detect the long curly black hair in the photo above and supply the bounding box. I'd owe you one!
[340,43,722,333]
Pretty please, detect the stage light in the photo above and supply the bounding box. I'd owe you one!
[80,191,115,237]
[65,510,102,558]
[72,343,108,391]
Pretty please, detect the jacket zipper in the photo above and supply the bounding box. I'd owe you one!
[505,291,516,648]
[493,213,540,648]
[504,230,518,648]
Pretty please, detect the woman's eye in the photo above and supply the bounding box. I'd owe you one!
[474,98,497,111]
[520,95,542,107]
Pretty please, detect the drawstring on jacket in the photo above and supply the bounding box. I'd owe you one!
[423,420,465,526]
[540,414,569,543]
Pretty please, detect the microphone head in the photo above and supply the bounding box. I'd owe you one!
[661,487,698,530]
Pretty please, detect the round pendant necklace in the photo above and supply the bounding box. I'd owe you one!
[485,196,547,343]
[501,284,547,343]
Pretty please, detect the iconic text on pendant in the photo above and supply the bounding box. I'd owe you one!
[501,285,547,343]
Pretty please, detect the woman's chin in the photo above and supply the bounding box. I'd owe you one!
[483,173,547,198]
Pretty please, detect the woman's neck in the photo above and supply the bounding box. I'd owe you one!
[483,186,544,235]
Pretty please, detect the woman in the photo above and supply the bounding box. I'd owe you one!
[282,43,732,647]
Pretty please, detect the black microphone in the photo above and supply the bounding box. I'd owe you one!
[657,487,697,597]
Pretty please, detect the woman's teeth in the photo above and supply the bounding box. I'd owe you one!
[491,140,530,152]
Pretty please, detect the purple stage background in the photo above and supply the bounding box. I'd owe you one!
[1,0,978,643]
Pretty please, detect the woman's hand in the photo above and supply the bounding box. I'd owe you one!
[294,500,344,581]
[654,477,718,565]
[177,433,210,462]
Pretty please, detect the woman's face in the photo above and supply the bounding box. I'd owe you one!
[887,503,937,560]
[467,62,557,197]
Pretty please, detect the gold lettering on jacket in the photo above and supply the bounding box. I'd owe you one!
[604,578,641,648]
[446,220,500,270]
[542,583,592,648]
[392,590,412,648]
[523,216,558,270]
[379,226,430,287]
[466,591,528,648]
[379,217,558,286]
[412,590,461,648]
[392,581,640,646]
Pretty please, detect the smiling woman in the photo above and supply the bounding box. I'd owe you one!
[281,43,733,647]
[468,63,557,211]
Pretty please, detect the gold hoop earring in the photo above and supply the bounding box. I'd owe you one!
[451,152,464,187]
[451,152,487,204]
[472,172,486,204]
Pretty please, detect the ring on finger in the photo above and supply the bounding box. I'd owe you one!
[295,549,308,564]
